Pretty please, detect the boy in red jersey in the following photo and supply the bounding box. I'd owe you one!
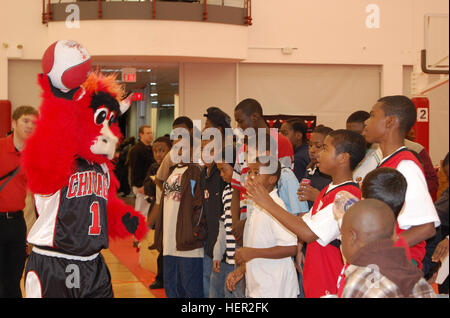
[364,95,440,269]
[245,129,366,297]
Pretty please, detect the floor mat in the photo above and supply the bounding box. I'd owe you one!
[108,236,166,298]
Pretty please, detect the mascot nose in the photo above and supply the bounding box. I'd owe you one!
[100,123,118,145]
[90,122,119,160]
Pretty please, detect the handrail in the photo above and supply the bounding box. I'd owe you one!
[42,0,47,24]
[203,0,208,21]
[47,0,52,23]
[98,0,102,19]
[41,0,252,26]
[245,0,252,25]
[152,0,156,19]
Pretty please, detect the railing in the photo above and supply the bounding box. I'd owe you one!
[42,0,252,25]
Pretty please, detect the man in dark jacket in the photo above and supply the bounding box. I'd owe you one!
[127,125,155,215]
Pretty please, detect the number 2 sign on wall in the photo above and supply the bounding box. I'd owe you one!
[411,97,430,152]
[417,108,429,123]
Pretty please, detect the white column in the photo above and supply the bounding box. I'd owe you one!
[381,63,404,97]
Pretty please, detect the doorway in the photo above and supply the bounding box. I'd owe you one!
[93,62,179,140]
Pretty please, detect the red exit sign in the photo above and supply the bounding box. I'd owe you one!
[122,68,136,83]
[132,92,143,101]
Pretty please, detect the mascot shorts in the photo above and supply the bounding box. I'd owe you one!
[24,248,113,298]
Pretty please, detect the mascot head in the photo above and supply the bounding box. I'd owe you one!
[38,70,133,165]
[78,72,132,163]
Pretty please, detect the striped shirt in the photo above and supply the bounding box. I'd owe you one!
[213,184,236,265]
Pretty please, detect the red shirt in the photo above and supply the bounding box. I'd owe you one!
[379,148,426,269]
[303,182,361,298]
[0,134,28,212]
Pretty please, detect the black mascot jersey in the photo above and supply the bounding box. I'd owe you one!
[27,158,110,256]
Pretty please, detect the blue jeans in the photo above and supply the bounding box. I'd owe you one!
[163,255,204,298]
[298,271,305,298]
[203,254,213,298]
[225,263,246,298]
[210,261,234,298]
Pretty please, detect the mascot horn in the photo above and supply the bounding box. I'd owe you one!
[22,40,148,298]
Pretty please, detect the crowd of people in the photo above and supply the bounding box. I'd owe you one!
[0,94,448,298]
[113,96,449,298]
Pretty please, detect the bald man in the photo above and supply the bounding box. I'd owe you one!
[339,199,435,298]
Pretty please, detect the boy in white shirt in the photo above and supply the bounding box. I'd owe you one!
[364,95,440,269]
[226,156,299,298]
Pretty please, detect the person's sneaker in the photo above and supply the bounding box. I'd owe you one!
[149,280,164,289]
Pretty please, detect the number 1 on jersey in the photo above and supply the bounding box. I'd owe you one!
[89,201,101,235]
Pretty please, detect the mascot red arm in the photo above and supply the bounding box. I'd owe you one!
[22,44,147,242]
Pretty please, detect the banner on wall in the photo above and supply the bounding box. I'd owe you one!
[263,115,317,139]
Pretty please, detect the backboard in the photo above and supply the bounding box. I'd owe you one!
[422,14,449,74]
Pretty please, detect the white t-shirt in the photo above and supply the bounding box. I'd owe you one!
[244,189,299,298]
[162,165,203,258]
[352,144,382,183]
[394,159,440,230]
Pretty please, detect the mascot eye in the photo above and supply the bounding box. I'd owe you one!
[108,112,117,126]
[94,107,109,125]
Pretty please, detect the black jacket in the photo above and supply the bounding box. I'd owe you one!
[127,140,154,188]
[200,165,226,258]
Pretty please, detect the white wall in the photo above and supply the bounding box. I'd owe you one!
[7,60,42,110]
[238,64,381,129]
[428,82,449,164]
[180,62,237,128]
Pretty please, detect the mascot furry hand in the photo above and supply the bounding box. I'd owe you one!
[23,41,148,258]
